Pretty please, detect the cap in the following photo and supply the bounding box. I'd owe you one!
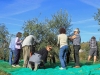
[74,28,80,32]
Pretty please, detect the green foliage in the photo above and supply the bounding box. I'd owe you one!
[47,9,72,35]
[94,9,100,25]
[94,8,100,30]
[0,23,9,60]
[22,10,72,53]
[0,23,9,41]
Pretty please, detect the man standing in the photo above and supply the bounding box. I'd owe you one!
[69,28,81,68]
[22,34,39,68]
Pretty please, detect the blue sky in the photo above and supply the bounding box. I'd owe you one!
[0,0,100,42]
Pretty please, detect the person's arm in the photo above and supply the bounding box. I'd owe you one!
[41,50,48,63]
[32,36,40,44]
[71,35,76,40]
[15,37,22,45]
[69,35,77,40]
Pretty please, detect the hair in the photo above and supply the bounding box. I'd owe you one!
[59,27,66,34]
[91,36,96,40]
[16,32,22,37]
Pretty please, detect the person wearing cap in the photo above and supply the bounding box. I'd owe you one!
[22,34,39,68]
[57,27,68,70]
[69,28,81,68]
[28,45,52,71]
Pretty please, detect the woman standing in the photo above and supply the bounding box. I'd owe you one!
[57,27,68,70]
[12,32,22,67]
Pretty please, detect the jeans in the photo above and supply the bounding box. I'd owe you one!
[9,49,16,65]
[59,45,68,68]
[73,45,80,66]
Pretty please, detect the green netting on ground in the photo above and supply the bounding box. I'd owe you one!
[0,60,100,75]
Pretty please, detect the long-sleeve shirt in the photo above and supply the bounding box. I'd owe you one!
[89,39,97,48]
[73,34,81,45]
[15,37,22,49]
[57,34,68,48]
[37,48,48,63]
[9,38,16,50]
[22,35,39,47]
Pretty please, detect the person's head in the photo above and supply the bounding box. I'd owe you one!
[74,28,80,34]
[59,27,66,34]
[16,32,22,38]
[91,36,96,40]
[46,45,52,51]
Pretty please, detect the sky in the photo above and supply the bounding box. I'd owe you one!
[0,0,100,42]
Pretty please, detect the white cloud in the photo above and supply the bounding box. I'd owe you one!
[81,30,99,35]
[0,0,44,17]
[86,25,99,28]
[0,17,24,22]
[6,23,22,27]
[80,0,100,8]
[72,18,94,24]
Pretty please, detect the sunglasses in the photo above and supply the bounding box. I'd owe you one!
[49,47,52,50]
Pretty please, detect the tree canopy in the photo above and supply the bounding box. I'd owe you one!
[22,10,72,50]
[94,8,100,31]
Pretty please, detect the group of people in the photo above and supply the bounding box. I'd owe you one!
[8,27,98,71]
[9,32,52,71]
[57,27,98,70]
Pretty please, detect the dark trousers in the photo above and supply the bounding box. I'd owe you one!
[67,53,70,64]
[13,49,20,65]
[3,49,8,61]
[30,46,35,56]
[29,61,35,69]
[50,56,55,64]
[73,45,80,66]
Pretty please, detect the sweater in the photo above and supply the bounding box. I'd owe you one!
[57,34,68,48]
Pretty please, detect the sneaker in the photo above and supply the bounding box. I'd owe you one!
[59,67,66,70]
[16,65,20,67]
[12,65,16,67]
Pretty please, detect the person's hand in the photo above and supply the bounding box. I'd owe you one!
[20,40,22,43]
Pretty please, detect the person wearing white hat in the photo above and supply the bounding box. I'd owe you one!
[69,28,81,68]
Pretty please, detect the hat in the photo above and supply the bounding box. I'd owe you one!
[74,28,80,32]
